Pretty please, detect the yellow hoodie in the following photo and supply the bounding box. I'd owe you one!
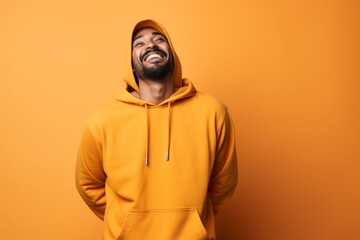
[75,19,238,240]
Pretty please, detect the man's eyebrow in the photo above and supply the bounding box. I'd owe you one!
[133,32,165,43]
[133,34,144,42]
[152,32,163,37]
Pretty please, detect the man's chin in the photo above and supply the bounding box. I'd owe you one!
[141,62,173,80]
[142,69,170,80]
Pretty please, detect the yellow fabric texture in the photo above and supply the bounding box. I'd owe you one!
[75,19,238,240]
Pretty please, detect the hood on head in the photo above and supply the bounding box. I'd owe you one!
[124,19,183,93]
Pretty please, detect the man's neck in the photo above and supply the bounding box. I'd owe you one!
[135,77,175,104]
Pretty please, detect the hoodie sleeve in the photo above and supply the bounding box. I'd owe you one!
[209,111,238,216]
[75,123,106,220]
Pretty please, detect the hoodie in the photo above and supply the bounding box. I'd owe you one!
[75,19,238,240]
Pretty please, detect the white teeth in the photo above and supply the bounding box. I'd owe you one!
[145,53,161,61]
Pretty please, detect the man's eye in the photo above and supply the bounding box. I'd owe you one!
[155,38,165,43]
[134,42,144,48]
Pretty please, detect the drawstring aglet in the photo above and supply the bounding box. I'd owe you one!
[165,152,169,161]
[145,156,149,166]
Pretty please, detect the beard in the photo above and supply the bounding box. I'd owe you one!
[133,52,174,82]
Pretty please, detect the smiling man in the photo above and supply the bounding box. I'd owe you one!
[75,19,238,240]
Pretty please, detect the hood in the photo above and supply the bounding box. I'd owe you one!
[120,19,188,102]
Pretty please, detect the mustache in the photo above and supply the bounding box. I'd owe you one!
[140,48,168,62]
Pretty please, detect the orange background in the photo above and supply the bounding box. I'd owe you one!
[1,0,359,239]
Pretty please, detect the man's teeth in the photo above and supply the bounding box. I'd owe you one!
[146,53,161,61]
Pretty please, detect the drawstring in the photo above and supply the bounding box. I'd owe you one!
[144,104,149,166]
[165,102,171,161]
[143,102,172,166]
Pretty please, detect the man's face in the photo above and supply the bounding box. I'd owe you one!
[132,27,174,81]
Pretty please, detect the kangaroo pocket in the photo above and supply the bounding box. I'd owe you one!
[117,208,209,240]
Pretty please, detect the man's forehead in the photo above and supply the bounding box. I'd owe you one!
[133,27,164,41]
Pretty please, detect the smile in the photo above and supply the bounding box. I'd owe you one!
[145,53,162,61]
[141,49,167,63]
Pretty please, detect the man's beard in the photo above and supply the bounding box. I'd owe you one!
[133,53,174,81]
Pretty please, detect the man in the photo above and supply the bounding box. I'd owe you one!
[75,19,238,240]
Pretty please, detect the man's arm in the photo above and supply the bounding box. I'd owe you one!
[75,124,106,220]
[209,111,238,215]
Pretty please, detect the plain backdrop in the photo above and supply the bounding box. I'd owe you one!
[0,0,359,239]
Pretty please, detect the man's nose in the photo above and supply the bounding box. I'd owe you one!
[145,40,158,49]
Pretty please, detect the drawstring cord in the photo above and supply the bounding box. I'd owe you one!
[165,102,171,161]
[145,103,149,166]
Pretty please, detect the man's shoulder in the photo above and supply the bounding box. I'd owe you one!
[86,101,122,127]
[192,91,227,113]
